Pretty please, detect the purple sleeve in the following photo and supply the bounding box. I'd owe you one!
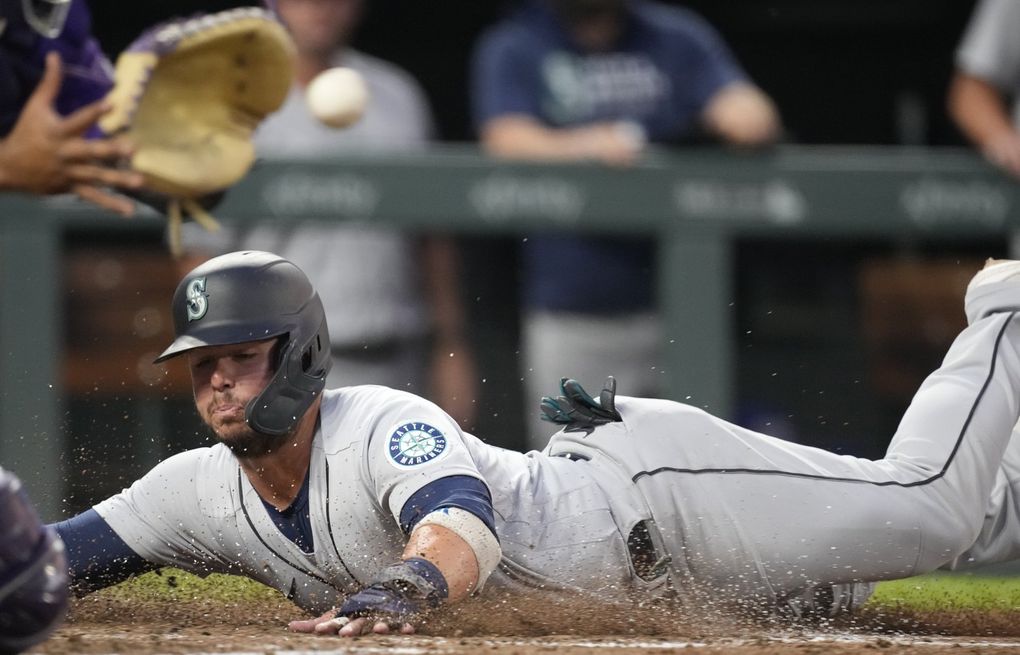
[35,0,112,116]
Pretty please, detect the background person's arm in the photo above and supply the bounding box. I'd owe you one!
[948,72,1020,179]
[480,114,645,166]
[701,81,781,147]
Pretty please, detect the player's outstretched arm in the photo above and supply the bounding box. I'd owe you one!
[0,52,145,215]
[51,508,158,595]
[290,523,482,636]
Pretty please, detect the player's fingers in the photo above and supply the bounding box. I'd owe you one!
[28,52,63,108]
[563,379,597,407]
[539,397,568,423]
[286,618,318,633]
[600,376,618,414]
[72,184,136,217]
[65,163,145,190]
[58,136,134,163]
[288,610,337,633]
[59,98,113,137]
[369,620,412,634]
[310,614,350,635]
[336,617,371,637]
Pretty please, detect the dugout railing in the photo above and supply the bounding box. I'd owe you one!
[1,145,1018,518]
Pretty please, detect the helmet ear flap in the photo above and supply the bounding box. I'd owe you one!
[300,332,326,375]
[245,313,331,436]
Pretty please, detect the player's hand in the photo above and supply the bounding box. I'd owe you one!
[0,52,144,215]
[540,376,622,431]
[290,558,446,638]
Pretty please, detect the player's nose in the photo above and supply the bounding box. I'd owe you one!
[209,359,235,390]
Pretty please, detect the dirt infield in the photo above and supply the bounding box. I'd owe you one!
[29,583,1020,655]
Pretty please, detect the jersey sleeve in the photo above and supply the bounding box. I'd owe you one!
[662,7,748,111]
[92,449,225,575]
[955,0,1020,90]
[52,508,157,594]
[39,0,113,118]
[361,391,489,529]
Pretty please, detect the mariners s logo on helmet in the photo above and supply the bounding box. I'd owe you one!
[185,277,209,322]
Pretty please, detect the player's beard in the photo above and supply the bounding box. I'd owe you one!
[218,427,290,459]
[204,396,290,459]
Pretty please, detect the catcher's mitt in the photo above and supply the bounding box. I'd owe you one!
[99,8,295,254]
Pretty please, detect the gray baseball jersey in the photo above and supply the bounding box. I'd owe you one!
[94,383,638,612]
[94,270,1020,613]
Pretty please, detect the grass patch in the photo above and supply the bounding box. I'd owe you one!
[100,568,282,603]
[870,573,1020,611]
[106,568,1020,613]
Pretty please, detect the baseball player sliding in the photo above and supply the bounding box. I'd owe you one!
[52,251,1020,635]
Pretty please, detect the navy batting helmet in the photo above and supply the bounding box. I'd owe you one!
[155,250,331,436]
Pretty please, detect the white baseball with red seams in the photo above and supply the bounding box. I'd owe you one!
[306,66,369,129]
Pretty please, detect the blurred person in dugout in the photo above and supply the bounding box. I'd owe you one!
[949,0,1020,184]
[471,0,780,450]
[182,0,477,428]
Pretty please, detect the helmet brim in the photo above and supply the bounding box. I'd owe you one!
[153,326,288,363]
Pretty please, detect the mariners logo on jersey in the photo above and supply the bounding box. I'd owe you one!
[185,277,209,322]
[388,422,447,467]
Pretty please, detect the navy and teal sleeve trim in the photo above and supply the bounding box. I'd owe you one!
[398,475,496,538]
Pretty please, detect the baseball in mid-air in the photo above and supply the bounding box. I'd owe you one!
[306,67,368,129]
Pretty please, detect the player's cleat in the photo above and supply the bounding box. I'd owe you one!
[780,581,875,620]
[965,259,1020,325]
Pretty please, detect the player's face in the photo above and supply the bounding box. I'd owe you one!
[188,339,280,456]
